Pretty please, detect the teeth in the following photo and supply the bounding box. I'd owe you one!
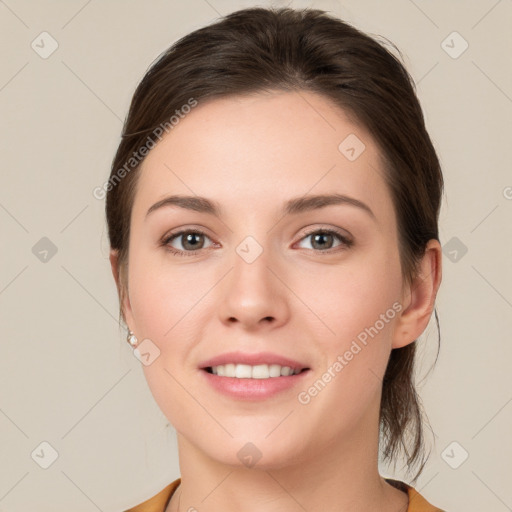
[209,364,302,378]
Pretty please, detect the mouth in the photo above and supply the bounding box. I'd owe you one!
[203,364,310,379]
[200,363,311,400]
[198,351,311,399]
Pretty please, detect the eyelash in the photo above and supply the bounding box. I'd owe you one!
[161,227,354,257]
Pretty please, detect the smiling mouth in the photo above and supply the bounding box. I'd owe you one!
[203,364,310,379]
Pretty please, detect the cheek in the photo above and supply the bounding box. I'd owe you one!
[127,247,202,340]
[127,250,211,426]
[293,247,402,345]
[293,248,402,397]
[291,257,402,432]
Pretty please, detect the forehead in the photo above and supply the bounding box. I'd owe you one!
[132,90,393,226]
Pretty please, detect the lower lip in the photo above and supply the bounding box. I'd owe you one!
[200,368,310,400]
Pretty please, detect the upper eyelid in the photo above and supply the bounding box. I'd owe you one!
[163,225,350,238]
[162,226,216,244]
[300,225,352,239]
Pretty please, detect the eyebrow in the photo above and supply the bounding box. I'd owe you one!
[145,193,376,221]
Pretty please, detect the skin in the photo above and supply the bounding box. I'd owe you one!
[110,90,442,512]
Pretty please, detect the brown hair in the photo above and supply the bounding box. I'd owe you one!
[106,7,443,483]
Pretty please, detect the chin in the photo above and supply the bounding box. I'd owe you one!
[202,434,307,471]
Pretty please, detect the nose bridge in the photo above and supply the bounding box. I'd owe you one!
[233,235,275,291]
[231,233,276,298]
[217,231,289,328]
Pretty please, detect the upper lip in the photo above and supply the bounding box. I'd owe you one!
[199,351,310,371]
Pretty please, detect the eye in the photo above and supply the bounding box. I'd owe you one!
[162,229,215,256]
[296,227,353,253]
[161,226,353,257]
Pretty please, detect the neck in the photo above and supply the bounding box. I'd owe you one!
[166,402,408,512]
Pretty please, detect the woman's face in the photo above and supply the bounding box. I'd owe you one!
[119,90,410,467]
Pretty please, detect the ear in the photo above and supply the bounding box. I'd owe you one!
[392,239,442,349]
[109,248,134,329]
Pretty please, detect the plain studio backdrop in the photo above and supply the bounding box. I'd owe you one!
[1,1,511,511]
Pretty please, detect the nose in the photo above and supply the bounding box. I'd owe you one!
[217,244,290,331]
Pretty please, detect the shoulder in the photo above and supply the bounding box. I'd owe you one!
[407,485,446,512]
[125,477,446,512]
[386,478,445,512]
[123,478,181,512]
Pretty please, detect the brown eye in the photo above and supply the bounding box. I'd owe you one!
[310,231,335,250]
[163,230,214,256]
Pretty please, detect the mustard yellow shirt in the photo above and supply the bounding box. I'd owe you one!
[124,478,445,511]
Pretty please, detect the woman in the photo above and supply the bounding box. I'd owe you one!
[106,7,445,512]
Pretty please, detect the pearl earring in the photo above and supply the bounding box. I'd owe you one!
[127,329,139,348]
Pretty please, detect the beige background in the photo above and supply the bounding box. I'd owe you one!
[1,0,511,510]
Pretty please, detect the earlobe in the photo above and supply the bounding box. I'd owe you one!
[392,239,442,349]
